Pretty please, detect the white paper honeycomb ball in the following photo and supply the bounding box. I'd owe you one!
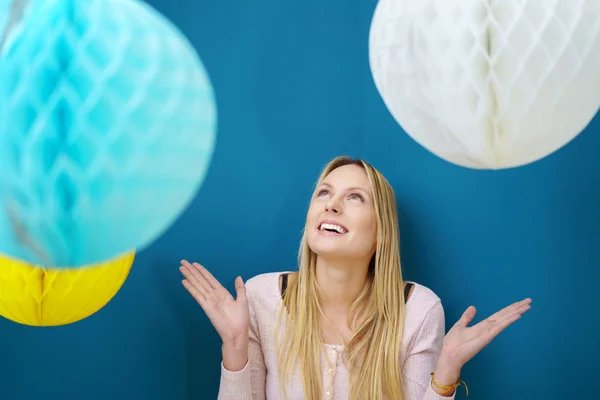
[369,0,600,169]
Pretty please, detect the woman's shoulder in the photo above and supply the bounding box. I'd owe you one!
[244,270,294,304]
[404,281,446,332]
[405,281,443,310]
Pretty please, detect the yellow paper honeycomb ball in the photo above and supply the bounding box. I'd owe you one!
[0,251,135,326]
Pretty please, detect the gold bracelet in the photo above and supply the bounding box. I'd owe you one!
[430,371,469,396]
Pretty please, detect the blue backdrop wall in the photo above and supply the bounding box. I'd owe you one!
[1,1,598,399]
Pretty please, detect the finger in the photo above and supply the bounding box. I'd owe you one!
[475,303,531,344]
[180,261,212,290]
[504,303,531,323]
[192,262,222,290]
[182,279,209,308]
[477,298,531,327]
[180,268,210,299]
[478,310,525,344]
[473,300,525,334]
[180,264,213,295]
[478,300,532,329]
[234,276,247,302]
[502,298,532,317]
[455,306,477,327]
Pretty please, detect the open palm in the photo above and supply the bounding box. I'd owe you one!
[442,298,532,369]
[180,260,249,345]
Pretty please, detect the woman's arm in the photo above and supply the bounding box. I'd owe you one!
[217,283,267,400]
[404,296,532,400]
[179,261,267,400]
[402,301,458,400]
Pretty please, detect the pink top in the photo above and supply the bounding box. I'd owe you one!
[217,272,456,400]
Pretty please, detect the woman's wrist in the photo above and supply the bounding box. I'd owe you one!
[431,355,462,396]
[432,364,460,385]
[222,338,249,372]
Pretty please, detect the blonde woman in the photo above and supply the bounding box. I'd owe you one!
[180,156,531,400]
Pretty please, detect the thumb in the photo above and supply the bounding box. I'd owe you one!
[234,276,247,302]
[457,305,477,327]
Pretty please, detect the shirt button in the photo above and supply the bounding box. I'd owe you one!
[331,348,337,355]
[325,388,332,396]
[328,368,334,375]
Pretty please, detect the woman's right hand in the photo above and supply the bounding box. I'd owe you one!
[179,260,250,347]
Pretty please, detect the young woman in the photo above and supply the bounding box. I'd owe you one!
[180,156,531,400]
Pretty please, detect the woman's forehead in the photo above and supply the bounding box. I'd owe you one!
[320,165,371,192]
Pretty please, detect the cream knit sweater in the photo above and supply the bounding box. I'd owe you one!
[217,272,456,400]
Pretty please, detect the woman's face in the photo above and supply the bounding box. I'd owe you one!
[306,164,377,262]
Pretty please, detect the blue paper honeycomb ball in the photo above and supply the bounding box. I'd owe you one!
[0,0,217,268]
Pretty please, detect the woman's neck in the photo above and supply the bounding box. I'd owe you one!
[313,256,370,345]
[314,256,369,312]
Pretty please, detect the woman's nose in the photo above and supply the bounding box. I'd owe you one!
[325,198,341,214]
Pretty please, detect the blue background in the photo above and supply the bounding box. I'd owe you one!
[1,0,598,399]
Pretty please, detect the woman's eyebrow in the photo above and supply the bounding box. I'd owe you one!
[319,182,371,195]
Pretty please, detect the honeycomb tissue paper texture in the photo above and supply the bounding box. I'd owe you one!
[0,0,217,268]
[369,0,600,169]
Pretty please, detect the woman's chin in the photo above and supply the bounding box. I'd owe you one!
[310,244,355,260]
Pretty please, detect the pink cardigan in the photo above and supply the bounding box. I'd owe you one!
[217,272,456,400]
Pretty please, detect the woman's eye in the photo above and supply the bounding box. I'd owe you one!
[349,193,364,201]
[317,190,329,197]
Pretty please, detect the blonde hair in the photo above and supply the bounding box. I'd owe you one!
[275,156,407,400]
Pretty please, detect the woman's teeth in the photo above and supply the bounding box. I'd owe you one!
[320,223,346,234]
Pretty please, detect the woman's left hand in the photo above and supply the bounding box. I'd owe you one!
[438,297,532,374]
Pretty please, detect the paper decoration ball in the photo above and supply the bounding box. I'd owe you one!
[369,0,599,169]
[0,0,217,268]
[0,250,134,326]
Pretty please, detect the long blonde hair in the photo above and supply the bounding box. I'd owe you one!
[275,156,407,400]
